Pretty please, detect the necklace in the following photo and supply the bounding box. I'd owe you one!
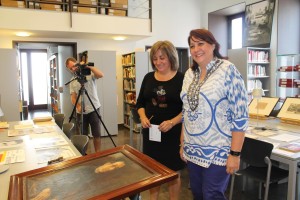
[187,58,223,111]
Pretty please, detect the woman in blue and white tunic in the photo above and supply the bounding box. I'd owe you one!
[180,29,249,200]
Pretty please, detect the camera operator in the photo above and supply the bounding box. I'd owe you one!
[65,57,104,153]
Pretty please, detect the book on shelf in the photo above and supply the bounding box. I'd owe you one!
[279,142,300,153]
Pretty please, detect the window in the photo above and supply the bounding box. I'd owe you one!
[228,13,245,49]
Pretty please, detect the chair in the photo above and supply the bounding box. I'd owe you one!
[62,122,74,139]
[229,137,289,200]
[71,135,89,156]
[53,113,65,129]
[130,108,143,151]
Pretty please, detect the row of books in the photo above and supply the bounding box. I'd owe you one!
[123,67,135,78]
[278,78,300,88]
[124,92,136,104]
[248,79,263,92]
[248,65,267,76]
[277,65,300,72]
[123,79,135,91]
[122,54,135,66]
[248,50,269,63]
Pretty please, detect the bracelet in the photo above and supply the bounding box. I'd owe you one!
[169,120,173,126]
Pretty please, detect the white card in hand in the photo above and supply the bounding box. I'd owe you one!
[149,124,161,142]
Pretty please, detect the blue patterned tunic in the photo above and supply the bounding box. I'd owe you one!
[181,58,249,168]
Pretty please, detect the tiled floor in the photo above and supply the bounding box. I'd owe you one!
[29,110,289,200]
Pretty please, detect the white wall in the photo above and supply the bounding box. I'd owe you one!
[0,0,202,124]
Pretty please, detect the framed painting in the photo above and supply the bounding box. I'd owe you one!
[8,145,178,200]
[277,97,300,121]
[243,0,276,47]
[249,97,279,117]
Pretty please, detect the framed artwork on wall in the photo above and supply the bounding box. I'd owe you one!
[243,0,276,47]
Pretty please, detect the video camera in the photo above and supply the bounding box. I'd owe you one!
[75,62,94,77]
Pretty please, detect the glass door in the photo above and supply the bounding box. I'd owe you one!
[20,50,48,111]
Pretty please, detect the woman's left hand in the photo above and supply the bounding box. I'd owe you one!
[226,155,240,175]
[158,120,174,132]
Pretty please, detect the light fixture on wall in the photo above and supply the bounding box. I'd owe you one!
[113,36,126,41]
[252,88,265,130]
[16,32,31,37]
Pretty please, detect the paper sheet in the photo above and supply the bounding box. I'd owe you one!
[149,124,161,142]
[35,146,76,164]
[31,135,68,149]
[254,130,277,137]
[0,122,9,129]
[269,134,300,142]
[0,139,23,149]
[0,149,25,164]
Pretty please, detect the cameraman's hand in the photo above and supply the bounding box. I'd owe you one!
[76,104,82,113]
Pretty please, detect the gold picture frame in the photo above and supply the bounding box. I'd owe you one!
[277,97,300,122]
[249,97,279,117]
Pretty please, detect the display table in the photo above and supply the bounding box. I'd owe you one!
[0,120,81,200]
[248,118,300,200]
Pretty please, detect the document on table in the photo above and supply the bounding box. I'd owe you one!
[8,129,35,137]
[149,124,161,142]
[0,139,23,149]
[14,121,34,129]
[35,146,77,164]
[269,134,300,142]
[254,130,277,137]
[0,122,9,129]
[31,135,68,149]
[0,149,25,164]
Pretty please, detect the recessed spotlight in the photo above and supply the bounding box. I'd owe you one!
[113,36,126,41]
[16,32,30,37]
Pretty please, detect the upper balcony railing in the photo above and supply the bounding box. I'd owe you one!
[0,0,151,19]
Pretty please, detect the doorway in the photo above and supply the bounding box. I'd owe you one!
[20,50,48,113]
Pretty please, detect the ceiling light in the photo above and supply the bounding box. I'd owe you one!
[113,36,126,41]
[16,32,31,37]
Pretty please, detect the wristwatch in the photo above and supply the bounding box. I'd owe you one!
[230,150,241,157]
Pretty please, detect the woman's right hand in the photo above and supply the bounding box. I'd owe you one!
[140,117,151,128]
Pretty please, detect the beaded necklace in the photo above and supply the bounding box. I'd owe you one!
[187,58,223,111]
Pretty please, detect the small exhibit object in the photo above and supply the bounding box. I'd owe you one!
[279,142,300,153]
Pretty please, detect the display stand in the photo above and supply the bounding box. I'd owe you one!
[249,113,269,120]
[280,117,300,126]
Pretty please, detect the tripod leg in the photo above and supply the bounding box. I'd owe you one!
[69,91,81,123]
[84,90,116,147]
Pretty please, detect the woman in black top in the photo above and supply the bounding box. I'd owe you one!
[136,40,185,200]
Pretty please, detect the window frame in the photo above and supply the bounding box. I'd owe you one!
[227,12,245,49]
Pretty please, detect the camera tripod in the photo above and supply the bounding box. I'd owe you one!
[66,77,116,147]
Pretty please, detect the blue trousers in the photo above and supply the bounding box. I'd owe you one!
[187,161,230,200]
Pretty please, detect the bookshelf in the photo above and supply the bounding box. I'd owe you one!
[276,54,300,102]
[228,47,270,102]
[49,54,61,115]
[122,52,149,131]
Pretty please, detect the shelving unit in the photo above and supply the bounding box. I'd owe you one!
[276,54,300,102]
[49,54,61,115]
[228,47,270,102]
[122,52,149,132]
[122,52,137,131]
[0,0,129,15]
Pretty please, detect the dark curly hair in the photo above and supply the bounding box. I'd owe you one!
[188,29,224,71]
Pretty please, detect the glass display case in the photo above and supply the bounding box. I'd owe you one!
[9,145,178,200]
[276,54,300,102]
